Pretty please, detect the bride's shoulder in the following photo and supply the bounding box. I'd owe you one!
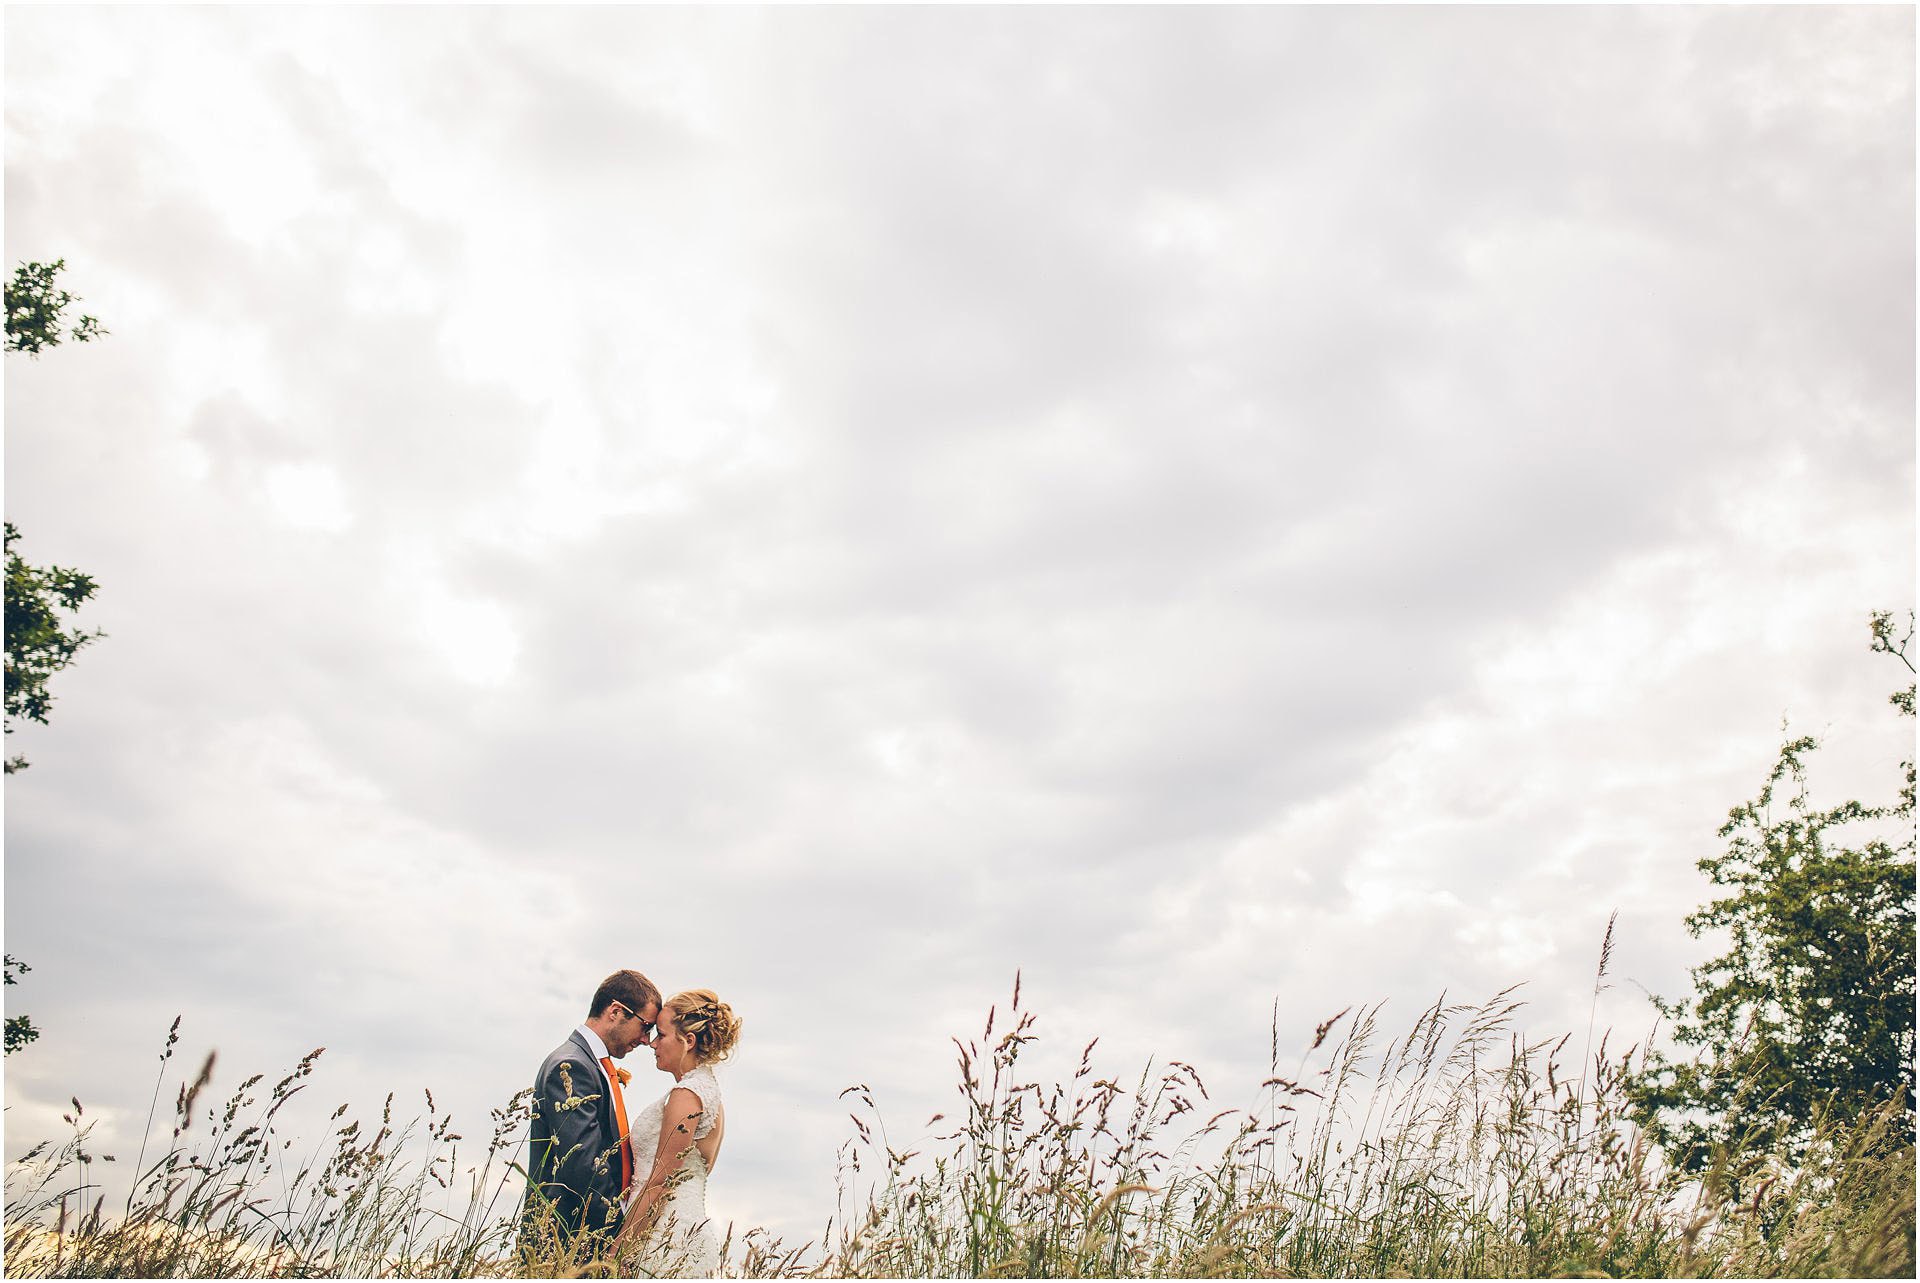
[678,1064,722,1106]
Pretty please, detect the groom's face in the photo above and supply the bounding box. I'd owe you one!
[606,1000,661,1058]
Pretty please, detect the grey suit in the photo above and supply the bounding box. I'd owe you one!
[520,1030,627,1252]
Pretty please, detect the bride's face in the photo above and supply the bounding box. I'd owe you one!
[652,1007,699,1076]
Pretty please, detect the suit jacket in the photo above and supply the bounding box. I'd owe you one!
[521,1030,626,1250]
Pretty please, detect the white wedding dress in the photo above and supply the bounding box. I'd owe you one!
[624,1063,724,1278]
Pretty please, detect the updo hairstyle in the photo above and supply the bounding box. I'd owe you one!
[666,989,742,1065]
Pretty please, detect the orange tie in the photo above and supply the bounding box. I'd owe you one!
[600,1056,633,1191]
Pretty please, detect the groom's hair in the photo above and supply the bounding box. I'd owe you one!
[589,969,661,1019]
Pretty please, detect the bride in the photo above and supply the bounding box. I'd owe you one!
[615,988,740,1278]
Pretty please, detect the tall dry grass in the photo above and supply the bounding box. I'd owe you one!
[5,1017,531,1278]
[5,982,1912,1278]
[808,976,1913,1279]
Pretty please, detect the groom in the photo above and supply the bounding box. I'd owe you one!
[520,969,662,1257]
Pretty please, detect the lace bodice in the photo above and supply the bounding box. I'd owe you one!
[671,1064,722,1141]
[623,1064,724,1276]
[627,1064,723,1163]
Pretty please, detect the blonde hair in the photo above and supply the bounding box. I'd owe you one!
[665,989,742,1064]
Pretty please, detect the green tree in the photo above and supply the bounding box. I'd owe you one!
[4,259,106,775]
[4,956,38,1055]
[4,258,106,1056]
[1631,612,1918,1170]
[4,521,104,774]
[5,258,104,354]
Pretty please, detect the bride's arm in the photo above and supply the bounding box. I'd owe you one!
[615,1086,704,1247]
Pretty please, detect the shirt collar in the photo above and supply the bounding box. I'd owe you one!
[576,1023,610,1062]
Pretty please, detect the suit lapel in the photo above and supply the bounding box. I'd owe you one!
[569,1031,619,1148]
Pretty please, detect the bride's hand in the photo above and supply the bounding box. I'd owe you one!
[616,1182,662,1251]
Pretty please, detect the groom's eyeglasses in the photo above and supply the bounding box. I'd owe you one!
[610,1003,656,1043]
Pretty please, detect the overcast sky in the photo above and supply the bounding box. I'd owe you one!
[4,4,1913,1248]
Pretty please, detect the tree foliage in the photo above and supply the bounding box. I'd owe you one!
[1631,612,1918,1169]
[3,258,107,776]
[4,258,107,1056]
[5,258,105,354]
[4,522,104,774]
[3,955,39,1055]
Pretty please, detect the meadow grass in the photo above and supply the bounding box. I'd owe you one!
[5,986,1912,1278]
[814,979,1912,1279]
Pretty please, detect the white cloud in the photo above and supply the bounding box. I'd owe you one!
[414,585,519,687]
[262,461,353,532]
